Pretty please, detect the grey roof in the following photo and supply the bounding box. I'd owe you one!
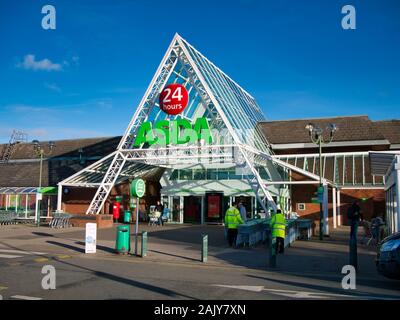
[0,136,120,160]
[0,137,121,187]
[374,120,400,145]
[258,115,389,145]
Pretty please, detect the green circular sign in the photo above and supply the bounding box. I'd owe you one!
[131,179,145,198]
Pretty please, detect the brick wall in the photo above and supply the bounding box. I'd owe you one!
[62,180,161,215]
[291,183,385,227]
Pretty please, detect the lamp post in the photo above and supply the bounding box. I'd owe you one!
[305,123,337,240]
[32,140,55,227]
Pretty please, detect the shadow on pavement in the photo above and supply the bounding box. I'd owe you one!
[148,249,200,262]
[75,241,115,254]
[46,240,85,253]
[31,232,55,238]
[50,257,198,299]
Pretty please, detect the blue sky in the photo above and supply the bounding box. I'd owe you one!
[0,0,399,143]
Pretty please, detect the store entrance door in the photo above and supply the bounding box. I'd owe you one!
[205,192,224,223]
[184,196,201,223]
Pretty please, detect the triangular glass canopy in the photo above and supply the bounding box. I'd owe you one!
[60,34,299,215]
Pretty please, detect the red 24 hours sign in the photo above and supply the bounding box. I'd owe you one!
[159,84,189,115]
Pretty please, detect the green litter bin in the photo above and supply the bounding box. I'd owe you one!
[115,225,130,254]
[124,210,131,224]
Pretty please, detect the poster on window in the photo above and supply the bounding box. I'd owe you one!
[207,195,221,218]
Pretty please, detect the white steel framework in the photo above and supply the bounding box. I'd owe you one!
[59,34,327,215]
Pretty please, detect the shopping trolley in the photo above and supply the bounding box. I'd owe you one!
[49,212,72,228]
[0,211,18,225]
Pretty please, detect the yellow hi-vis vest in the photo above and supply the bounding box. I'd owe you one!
[270,213,286,238]
[224,206,243,229]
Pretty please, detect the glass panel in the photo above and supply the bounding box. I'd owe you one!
[193,169,206,180]
[179,169,192,180]
[206,169,217,180]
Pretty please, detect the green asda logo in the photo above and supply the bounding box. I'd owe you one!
[133,117,213,147]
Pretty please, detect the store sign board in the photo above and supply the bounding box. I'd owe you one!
[133,117,213,147]
[131,179,146,198]
[85,223,97,254]
[159,84,189,115]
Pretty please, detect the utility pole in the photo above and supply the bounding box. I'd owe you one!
[306,123,337,240]
[32,140,55,227]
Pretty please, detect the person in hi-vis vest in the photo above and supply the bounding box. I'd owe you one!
[224,202,244,247]
[270,209,286,254]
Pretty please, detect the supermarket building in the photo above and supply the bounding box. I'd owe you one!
[1,34,400,234]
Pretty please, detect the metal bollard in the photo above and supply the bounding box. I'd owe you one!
[141,231,148,258]
[349,237,358,270]
[201,234,208,263]
[268,235,277,268]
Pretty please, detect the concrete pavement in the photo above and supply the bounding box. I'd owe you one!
[0,222,399,300]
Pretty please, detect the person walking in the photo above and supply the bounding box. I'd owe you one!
[370,212,385,244]
[270,209,286,254]
[160,204,170,226]
[238,202,247,222]
[224,202,244,247]
[347,201,363,242]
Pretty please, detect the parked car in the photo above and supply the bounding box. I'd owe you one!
[376,231,400,279]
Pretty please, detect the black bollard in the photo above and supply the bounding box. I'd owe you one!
[141,231,148,257]
[268,234,277,268]
[349,237,358,270]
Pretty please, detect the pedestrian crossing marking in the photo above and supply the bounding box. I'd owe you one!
[0,254,22,259]
[10,295,42,300]
[0,248,47,260]
[0,249,46,255]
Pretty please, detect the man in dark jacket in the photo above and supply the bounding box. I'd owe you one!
[348,201,363,241]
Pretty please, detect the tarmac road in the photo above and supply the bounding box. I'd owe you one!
[0,224,399,300]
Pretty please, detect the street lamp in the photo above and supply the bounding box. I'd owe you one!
[305,123,338,240]
[32,140,55,227]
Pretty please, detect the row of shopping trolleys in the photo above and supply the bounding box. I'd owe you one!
[0,211,73,228]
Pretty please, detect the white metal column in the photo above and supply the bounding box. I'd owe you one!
[34,194,39,223]
[332,187,337,229]
[395,157,400,233]
[337,189,342,226]
[25,194,28,218]
[323,183,329,235]
[5,194,8,210]
[180,196,184,223]
[57,184,62,212]
[201,196,205,225]
[15,194,18,213]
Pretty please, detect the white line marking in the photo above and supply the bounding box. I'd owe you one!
[212,284,400,300]
[11,295,42,300]
[0,254,23,259]
[0,249,46,255]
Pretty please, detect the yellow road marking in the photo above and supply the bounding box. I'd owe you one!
[56,254,71,259]
[7,262,21,266]
[33,257,49,263]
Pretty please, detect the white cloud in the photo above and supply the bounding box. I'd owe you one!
[72,55,80,65]
[44,82,61,93]
[17,54,62,71]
